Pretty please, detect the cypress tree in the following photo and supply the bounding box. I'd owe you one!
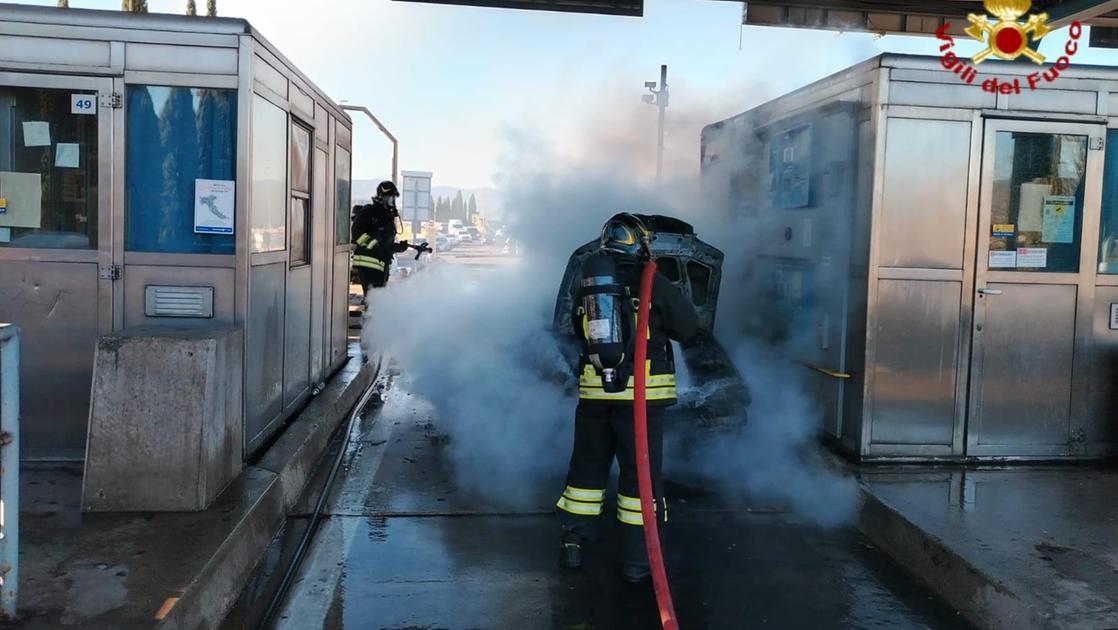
[187,0,197,15]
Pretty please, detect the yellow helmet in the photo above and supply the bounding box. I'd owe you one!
[600,213,651,256]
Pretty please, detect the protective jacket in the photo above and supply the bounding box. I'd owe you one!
[352,199,408,272]
[572,255,699,406]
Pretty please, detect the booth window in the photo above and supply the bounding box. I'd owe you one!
[251,95,287,253]
[290,121,311,266]
[333,147,351,245]
[335,147,351,245]
[988,132,1086,274]
[1099,130,1118,273]
[0,86,99,249]
[125,86,236,254]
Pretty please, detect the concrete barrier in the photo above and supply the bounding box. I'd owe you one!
[83,326,243,512]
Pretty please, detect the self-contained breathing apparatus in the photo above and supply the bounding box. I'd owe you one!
[576,253,637,393]
[575,213,653,394]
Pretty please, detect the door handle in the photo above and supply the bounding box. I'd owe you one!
[978,288,1003,296]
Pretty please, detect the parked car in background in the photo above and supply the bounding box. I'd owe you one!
[435,235,449,252]
[457,229,473,243]
[467,227,481,241]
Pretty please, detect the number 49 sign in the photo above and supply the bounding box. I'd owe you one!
[71,94,96,115]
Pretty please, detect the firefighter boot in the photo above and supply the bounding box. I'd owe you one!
[560,530,583,569]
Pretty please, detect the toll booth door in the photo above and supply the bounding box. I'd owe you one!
[0,74,114,460]
[967,119,1103,457]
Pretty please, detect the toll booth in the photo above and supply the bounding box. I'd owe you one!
[0,4,354,460]
[702,53,1118,461]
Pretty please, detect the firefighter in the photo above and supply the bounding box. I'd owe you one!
[352,180,411,299]
[555,213,699,584]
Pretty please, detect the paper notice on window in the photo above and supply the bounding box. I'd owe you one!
[55,143,80,169]
[989,250,1018,268]
[194,179,235,234]
[0,172,43,229]
[1018,182,1051,232]
[0,227,10,243]
[1042,195,1076,244]
[21,122,50,147]
[1017,247,1048,268]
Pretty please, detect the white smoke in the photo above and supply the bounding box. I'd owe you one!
[362,75,859,525]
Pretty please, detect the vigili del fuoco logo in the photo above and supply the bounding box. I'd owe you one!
[937,0,1083,93]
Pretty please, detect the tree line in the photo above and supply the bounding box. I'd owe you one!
[432,191,479,224]
[56,0,217,16]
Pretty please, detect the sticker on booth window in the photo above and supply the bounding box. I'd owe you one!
[55,144,80,169]
[0,198,6,214]
[989,250,1017,268]
[194,179,235,235]
[22,122,50,147]
[992,224,1016,238]
[1017,247,1048,268]
[71,94,96,115]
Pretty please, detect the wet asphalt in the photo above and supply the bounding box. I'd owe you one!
[260,381,971,630]
[245,246,972,630]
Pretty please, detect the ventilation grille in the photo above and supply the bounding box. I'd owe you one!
[144,286,214,319]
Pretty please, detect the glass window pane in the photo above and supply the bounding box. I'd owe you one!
[1099,130,1118,273]
[290,122,310,193]
[290,197,307,265]
[251,96,287,253]
[988,132,1086,273]
[125,86,236,254]
[335,147,351,245]
[0,86,98,249]
[418,179,430,192]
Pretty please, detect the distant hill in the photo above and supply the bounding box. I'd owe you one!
[352,180,504,219]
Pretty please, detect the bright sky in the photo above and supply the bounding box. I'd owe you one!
[21,0,1118,189]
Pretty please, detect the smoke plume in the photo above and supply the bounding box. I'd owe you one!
[363,73,859,525]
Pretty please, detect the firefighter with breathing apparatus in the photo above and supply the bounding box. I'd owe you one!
[555,212,699,584]
[351,180,430,299]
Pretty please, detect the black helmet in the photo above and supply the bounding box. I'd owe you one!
[600,213,651,257]
[376,180,400,198]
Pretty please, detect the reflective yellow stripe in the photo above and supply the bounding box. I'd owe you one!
[353,255,385,271]
[356,233,372,246]
[578,386,677,401]
[617,507,643,526]
[616,496,668,526]
[617,494,642,511]
[557,496,603,516]
[564,486,606,501]
[369,239,379,249]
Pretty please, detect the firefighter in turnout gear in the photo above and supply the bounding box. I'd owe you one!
[352,180,411,298]
[555,213,699,584]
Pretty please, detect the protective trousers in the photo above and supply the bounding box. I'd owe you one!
[556,402,666,566]
[357,266,389,302]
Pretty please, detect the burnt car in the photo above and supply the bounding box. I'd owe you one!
[552,214,749,432]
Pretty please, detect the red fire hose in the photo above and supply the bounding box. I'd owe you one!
[633,259,680,630]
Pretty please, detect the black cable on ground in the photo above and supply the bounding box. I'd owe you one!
[256,357,383,630]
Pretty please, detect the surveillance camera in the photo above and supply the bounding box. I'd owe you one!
[644,81,657,89]
[641,94,655,104]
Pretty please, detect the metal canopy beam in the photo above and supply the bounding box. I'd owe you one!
[738,0,1118,36]
[392,0,643,16]
[1047,0,1118,29]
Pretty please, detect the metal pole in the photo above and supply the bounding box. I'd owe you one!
[340,104,399,184]
[0,324,19,620]
[656,64,667,185]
